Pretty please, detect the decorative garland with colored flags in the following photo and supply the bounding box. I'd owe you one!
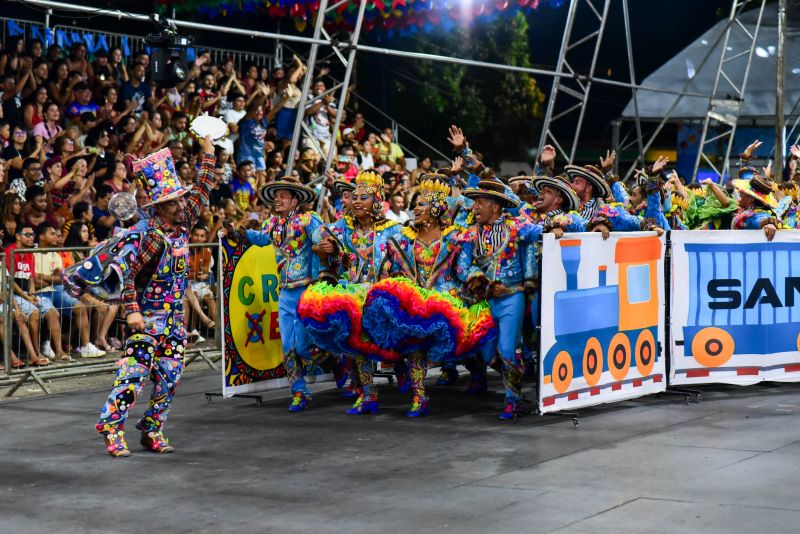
[156,0,561,35]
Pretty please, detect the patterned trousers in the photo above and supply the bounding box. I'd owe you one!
[96,332,185,435]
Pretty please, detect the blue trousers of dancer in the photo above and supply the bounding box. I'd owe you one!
[280,286,313,394]
[479,292,525,402]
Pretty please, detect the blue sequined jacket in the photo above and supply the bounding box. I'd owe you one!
[244,211,323,289]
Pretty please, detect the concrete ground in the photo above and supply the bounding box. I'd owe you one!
[2,370,800,534]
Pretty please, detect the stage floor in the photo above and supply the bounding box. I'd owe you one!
[3,372,800,533]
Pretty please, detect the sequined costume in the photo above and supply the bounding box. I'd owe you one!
[243,208,323,403]
[64,148,215,454]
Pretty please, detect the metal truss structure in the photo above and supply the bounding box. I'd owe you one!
[19,0,782,183]
[691,0,766,182]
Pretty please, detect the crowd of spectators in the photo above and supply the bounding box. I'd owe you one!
[0,33,430,370]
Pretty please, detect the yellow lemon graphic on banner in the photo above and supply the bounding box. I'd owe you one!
[228,244,283,370]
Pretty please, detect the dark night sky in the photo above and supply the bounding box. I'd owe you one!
[7,0,739,153]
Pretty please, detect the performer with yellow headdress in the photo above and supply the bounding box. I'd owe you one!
[362,174,496,417]
[302,170,405,414]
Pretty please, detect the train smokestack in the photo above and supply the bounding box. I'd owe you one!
[560,241,581,291]
[599,266,607,287]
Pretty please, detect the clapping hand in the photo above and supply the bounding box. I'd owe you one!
[599,149,616,171]
[651,155,669,175]
[451,155,464,173]
[447,125,466,150]
[743,140,763,158]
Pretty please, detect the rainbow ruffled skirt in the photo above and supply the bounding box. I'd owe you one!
[298,281,402,362]
[362,277,496,362]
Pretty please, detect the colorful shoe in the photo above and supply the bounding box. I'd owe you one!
[341,381,360,398]
[498,400,522,421]
[406,396,429,418]
[465,377,488,395]
[140,430,175,453]
[346,394,379,415]
[288,392,309,412]
[435,367,459,386]
[102,431,130,458]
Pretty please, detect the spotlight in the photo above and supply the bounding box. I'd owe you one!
[146,15,194,87]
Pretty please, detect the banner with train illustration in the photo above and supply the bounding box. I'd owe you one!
[539,232,667,413]
[670,231,800,386]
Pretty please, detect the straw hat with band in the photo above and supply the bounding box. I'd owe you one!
[258,177,317,206]
[332,178,355,195]
[509,175,533,191]
[733,175,778,210]
[463,179,520,209]
[564,164,612,200]
[531,175,580,213]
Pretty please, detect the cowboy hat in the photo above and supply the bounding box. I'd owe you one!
[564,164,612,199]
[258,177,317,206]
[463,179,520,209]
[531,176,580,213]
[733,175,778,210]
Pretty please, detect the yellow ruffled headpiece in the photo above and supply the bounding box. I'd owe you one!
[419,174,451,203]
[355,170,383,196]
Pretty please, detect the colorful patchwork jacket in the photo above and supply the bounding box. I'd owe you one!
[245,211,323,289]
[523,209,587,233]
[460,213,543,294]
[732,209,783,230]
[312,216,402,284]
[585,199,660,232]
[379,225,483,295]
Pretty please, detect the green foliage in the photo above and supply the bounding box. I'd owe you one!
[386,12,545,164]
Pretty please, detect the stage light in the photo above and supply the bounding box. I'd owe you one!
[146,14,194,87]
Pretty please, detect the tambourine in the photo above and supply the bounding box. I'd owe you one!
[190,114,228,141]
[109,191,138,221]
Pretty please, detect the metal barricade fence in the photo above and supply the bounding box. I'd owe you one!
[1,242,222,395]
[1,18,273,71]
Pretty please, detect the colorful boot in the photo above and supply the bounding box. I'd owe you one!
[406,396,429,418]
[139,429,175,453]
[346,394,379,415]
[102,431,130,458]
[288,392,309,413]
[498,398,522,421]
[342,380,361,398]
[435,367,459,386]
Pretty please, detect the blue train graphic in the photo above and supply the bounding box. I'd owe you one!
[682,242,800,367]
[542,237,662,393]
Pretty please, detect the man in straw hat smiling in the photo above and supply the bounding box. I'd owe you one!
[461,178,544,420]
[224,177,324,412]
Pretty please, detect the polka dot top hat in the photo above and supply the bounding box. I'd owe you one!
[132,148,189,207]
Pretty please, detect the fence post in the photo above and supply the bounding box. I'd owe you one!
[2,252,10,375]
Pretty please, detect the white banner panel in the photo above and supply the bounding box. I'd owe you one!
[670,230,800,385]
[539,232,667,413]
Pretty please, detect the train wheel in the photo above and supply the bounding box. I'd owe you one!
[552,351,573,394]
[608,333,632,381]
[691,327,734,367]
[583,337,603,387]
[635,329,656,377]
